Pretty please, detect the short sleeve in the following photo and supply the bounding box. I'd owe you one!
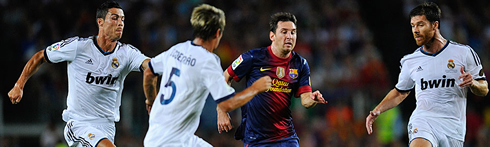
[295,58,312,97]
[202,54,236,103]
[126,44,149,72]
[149,51,167,75]
[227,51,254,82]
[465,47,486,80]
[395,58,415,91]
[44,37,78,63]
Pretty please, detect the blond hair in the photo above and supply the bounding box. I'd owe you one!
[190,4,225,41]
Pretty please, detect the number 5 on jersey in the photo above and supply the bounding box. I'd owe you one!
[160,67,180,105]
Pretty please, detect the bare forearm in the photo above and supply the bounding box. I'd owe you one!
[373,88,410,113]
[16,50,46,88]
[303,100,316,109]
[470,80,489,96]
[143,68,158,104]
[216,106,227,116]
[218,86,259,112]
[301,92,316,109]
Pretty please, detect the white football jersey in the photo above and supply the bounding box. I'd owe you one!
[44,36,148,123]
[395,40,485,141]
[144,41,236,146]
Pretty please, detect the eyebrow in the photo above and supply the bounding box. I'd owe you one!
[110,14,125,18]
[410,21,425,25]
[109,12,125,18]
[280,28,296,31]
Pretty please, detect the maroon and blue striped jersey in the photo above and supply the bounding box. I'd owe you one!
[227,46,312,144]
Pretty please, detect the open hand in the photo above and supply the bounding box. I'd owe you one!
[217,112,233,133]
[366,111,380,135]
[458,66,473,87]
[311,90,327,104]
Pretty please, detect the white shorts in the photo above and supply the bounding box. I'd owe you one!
[408,118,463,147]
[187,135,212,147]
[144,133,212,147]
[64,120,115,147]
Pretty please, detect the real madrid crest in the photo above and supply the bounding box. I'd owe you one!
[112,58,120,69]
[88,133,95,140]
[276,67,285,79]
[447,59,455,69]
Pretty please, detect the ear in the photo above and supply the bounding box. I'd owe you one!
[433,21,439,30]
[269,31,275,42]
[97,18,104,28]
[215,29,221,39]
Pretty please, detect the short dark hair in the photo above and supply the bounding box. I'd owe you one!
[269,12,297,33]
[96,1,123,20]
[190,4,226,41]
[409,2,441,28]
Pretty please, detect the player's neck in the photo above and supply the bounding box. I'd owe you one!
[422,33,446,54]
[96,35,117,52]
[270,45,291,59]
[193,38,214,52]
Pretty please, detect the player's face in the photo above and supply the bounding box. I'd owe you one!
[102,8,125,41]
[410,15,436,46]
[271,21,297,53]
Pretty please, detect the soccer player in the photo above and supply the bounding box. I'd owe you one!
[217,12,327,146]
[142,4,272,146]
[8,1,149,147]
[365,2,488,147]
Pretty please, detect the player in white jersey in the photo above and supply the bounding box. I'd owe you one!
[142,4,271,146]
[8,1,149,147]
[365,2,488,147]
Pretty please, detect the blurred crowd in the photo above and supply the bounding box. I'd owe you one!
[2,0,490,146]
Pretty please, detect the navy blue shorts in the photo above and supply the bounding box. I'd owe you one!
[244,138,299,147]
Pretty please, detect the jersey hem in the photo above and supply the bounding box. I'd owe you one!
[215,92,235,104]
[43,49,53,64]
[295,86,312,97]
[395,87,412,93]
[148,61,159,76]
[227,66,240,82]
[475,77,486,81]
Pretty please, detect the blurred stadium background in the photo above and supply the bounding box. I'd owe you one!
[1,0,490,146]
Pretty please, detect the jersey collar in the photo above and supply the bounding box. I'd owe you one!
[190,40,208,51]
[93,35,117,55]
[268,46,292,61]
[420,39,449,57]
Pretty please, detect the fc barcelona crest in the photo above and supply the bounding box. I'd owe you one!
[289,69,298,79]
[112,58,120,69]
[276,67,285,79]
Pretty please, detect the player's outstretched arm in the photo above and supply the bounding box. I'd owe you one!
[300,90,327,109]
[217,76,272,113]
[366,88,410,135]
[143,66,158,115]
[458,66,489,96]
[216,69,236,133]
[8,50,46,104]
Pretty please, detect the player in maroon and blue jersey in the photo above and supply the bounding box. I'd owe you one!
[217,12,327,147]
